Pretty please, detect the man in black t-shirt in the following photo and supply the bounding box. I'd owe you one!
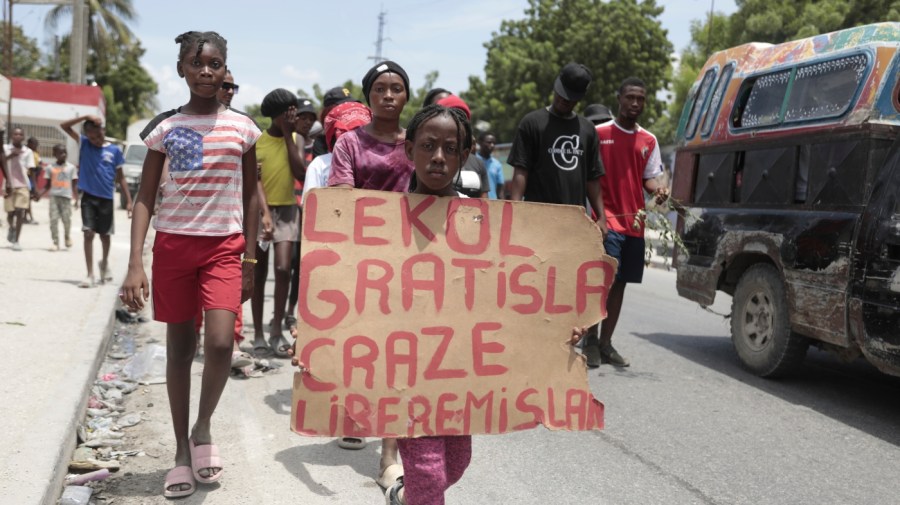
[508,62,607,236]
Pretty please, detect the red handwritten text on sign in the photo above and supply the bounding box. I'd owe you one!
[292,188,616,438]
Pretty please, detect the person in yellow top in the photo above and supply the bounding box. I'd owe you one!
[251,88,306,357]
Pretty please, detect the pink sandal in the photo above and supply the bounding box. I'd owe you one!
[163,465,195,498]
[188,439,223,484]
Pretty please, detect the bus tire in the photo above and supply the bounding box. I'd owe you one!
[730,263,808,377]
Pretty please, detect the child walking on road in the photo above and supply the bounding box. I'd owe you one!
[384,104,475,505]
[59,115,132,287]
[294,104,588,504]
[119,31,261,499]
[38,144,78,250]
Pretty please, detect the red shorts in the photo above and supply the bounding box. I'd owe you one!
[151,232,246,323]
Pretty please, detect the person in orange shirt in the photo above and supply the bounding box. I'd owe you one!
[37,144,78,250]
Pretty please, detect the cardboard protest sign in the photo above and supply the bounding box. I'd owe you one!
[292,188,617,438]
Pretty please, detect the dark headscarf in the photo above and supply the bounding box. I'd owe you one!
[361,60,409,105]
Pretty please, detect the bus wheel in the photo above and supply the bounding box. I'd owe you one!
[730,264,808,377]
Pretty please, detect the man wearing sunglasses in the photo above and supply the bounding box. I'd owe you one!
[218,70,239,107]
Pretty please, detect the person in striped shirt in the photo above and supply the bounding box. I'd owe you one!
[119,31,261,499]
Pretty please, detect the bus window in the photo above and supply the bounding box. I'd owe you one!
[685,68,718,139]
[735,69,791,128]
[701,63,735,137]
[784,54,868,122]
[740,147,797,204]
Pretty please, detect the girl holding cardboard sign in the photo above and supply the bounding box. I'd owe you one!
[296,103,588,505]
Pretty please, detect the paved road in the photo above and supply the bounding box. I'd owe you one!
[93,265,900,505]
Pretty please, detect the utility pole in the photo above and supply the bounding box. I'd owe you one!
[5,0,12,130]
[70,0,87,84]
[368,7,387,64]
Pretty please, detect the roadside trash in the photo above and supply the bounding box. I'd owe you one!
[85,438,124,448]
[110,449,143,458]
[86,408,111,418]
[65,468,110,486]
[111,380,138,394]
[59,486,92,505]
[86,416,114,431]
[232,356,283,378]
[123,344,167,384]
[116,412,142,428]
[115,308,148,323]
[103,388,123,401]
[69,457,120,471]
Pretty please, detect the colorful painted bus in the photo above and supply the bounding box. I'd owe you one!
[671,23,900,377]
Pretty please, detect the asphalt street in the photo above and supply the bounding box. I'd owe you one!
[93,263,900,505]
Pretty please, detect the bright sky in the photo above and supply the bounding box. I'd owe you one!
[12,0,736,114]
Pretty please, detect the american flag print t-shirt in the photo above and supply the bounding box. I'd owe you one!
[141,108,261,236]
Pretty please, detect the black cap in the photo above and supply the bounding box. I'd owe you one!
[296,97,317,116]
[554,62,592,102]
[323,87,355,108]
[584,103,613,124]
[361,60,410,105]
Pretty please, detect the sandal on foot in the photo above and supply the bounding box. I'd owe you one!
[231,351,254,368]
[269,334,291,358]
[337,436,367,450]
[376,463,404,489]
[163,465,196,498]
[188,439,223,484]
[252,340,272,357]
[98,260,113,283]
[384,477,404,505]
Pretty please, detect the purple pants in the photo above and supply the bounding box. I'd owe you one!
[397,435,472,505]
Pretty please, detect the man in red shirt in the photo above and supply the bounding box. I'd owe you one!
[584,78,669,367]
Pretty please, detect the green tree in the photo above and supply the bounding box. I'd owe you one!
[0,22,44,78]
[729,0,900,49]
[462,0,673,142]
[654,13,731,144]
[98,42,157,138]
[245,104,270,131]
[44,0,137,71]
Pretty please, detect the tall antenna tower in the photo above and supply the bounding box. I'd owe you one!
[369,7,388,63]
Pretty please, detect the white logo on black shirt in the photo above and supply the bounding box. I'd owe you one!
[547,135,584,171]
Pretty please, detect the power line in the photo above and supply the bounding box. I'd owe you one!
[368,6,388,64]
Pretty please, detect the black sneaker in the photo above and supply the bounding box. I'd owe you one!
[582,344,602,368]
[600,344,630,367]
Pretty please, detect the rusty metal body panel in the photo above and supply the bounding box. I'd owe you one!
[678,209,856,348]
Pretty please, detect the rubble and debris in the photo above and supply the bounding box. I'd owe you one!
[59,485,93,505]
[65,468,111,486]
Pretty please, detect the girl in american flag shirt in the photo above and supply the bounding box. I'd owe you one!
[119,31,261,499]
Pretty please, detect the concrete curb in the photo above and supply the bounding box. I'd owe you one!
[41,285,120,505]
